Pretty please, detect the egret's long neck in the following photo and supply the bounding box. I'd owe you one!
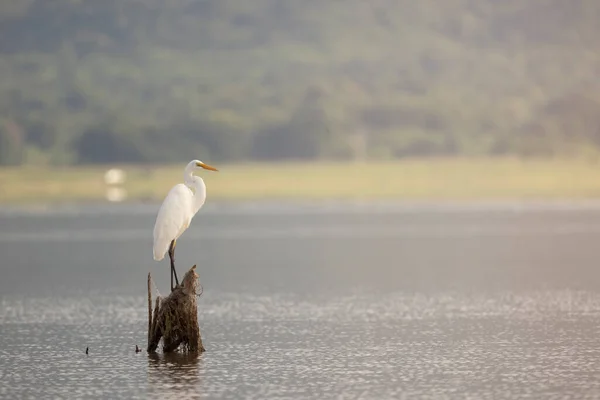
[184,171,207,215]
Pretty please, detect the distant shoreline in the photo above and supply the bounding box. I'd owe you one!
[2,157,600,206]
[7,198,600,215]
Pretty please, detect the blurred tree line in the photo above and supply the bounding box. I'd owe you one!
[1,0,600,165]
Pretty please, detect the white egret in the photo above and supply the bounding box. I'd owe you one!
[153,159,218,291]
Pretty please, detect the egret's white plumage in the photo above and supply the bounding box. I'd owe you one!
[152,159,218,289]
[152,183,197,261]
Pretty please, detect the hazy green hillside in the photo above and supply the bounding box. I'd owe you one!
[1,0,600,165]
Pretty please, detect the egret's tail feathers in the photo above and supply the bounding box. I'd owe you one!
[153,243,168,261]
[153,230,172,261]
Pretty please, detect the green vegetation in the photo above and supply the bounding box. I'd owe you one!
[4,158,600,205]
[1,1,600,166]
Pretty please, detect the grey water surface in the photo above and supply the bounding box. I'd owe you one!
[2,201,600,399]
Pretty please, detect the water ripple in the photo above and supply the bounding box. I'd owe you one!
[2,290,600,326]
[3,290,600,398]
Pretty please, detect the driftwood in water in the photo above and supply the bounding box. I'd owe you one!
[147,265,205,353]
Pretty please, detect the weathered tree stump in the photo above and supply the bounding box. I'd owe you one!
[147,265,205,353]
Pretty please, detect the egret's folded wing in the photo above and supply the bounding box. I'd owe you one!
[152,184,192,260]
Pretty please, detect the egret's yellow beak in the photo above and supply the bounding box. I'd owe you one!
[197,161,218,171]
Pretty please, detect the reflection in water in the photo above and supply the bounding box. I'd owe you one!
[147,352,203,395]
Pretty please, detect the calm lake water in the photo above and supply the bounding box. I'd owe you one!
[2,201,600,399]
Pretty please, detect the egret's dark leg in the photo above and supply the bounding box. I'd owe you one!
[169,239,180,291]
